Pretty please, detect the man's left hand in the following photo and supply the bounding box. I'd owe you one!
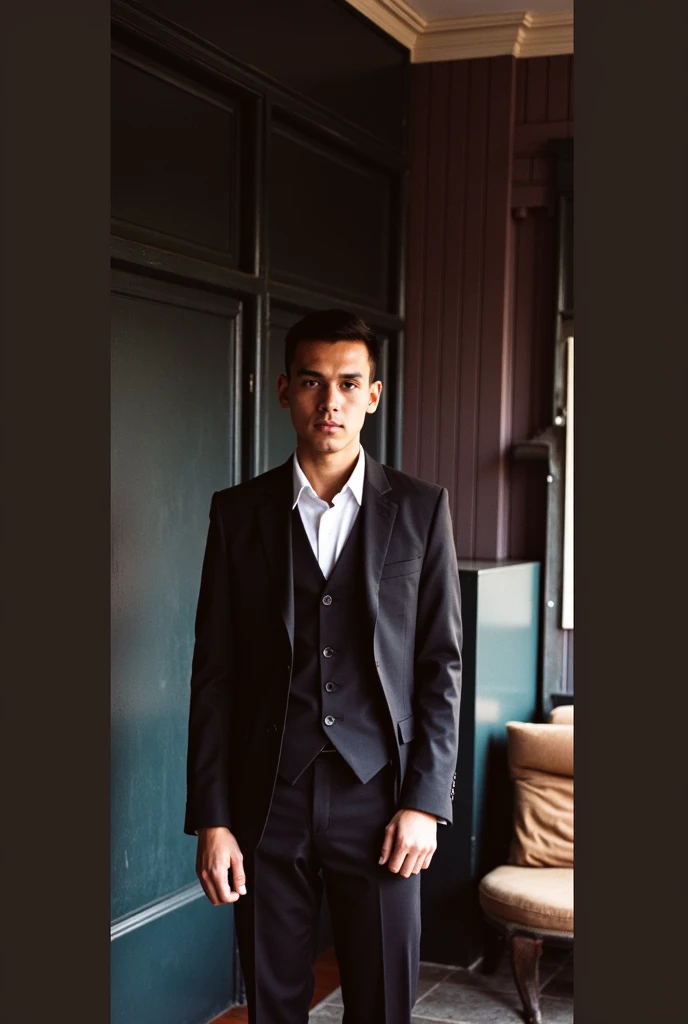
[379,809,438,877]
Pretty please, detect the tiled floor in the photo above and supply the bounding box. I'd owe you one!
[213,943,573,1023]
[309,947,573,1024]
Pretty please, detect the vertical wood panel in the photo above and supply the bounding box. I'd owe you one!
[546,56,570,123]
[525,57,548,123]
[406,53,573,561]
[419,63,452,483]
[438,62,470,521]
[474,56,516,558]
[568,56,575,119]
[515,60,527,124]
[404,64,432,477]
[455,59,490,555]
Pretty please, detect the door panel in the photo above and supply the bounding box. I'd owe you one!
[111,270,240,1020]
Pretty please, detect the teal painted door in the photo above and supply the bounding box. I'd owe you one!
[111,269,242,1023]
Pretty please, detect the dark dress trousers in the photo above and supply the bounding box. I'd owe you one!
[185,453,462,1024]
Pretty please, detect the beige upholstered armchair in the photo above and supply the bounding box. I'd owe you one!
[478,705,573,1024]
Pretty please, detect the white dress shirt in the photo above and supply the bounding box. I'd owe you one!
[292,445,366,578]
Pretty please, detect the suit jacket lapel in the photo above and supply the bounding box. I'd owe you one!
[256,451,397,656]
[361,455,398,629]
[257,456,295,657]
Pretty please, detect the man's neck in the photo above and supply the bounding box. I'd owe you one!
[296,441,361,506]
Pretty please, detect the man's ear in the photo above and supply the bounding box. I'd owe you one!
[277,373,290,409]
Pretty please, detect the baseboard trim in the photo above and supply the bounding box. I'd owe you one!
[111,881,205,940]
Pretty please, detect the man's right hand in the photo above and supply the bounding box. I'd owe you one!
[196,827,247,905]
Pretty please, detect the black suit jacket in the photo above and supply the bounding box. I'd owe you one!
[184,453,462,851]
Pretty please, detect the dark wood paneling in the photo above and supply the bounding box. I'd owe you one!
[405,57,517,559]
[406,54,573,562]
[513,55,574,206]
[111,55,241,262]
[437,61,470,524]
[525,56,548,123]
[134,0,409,151]
[268,122,393,310]
[508,209,557,559]
[546,55,571,123]
[474,56,516,559]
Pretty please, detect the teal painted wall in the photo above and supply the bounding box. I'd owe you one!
[420,560,540,966]
[472,563,541,873]
[111,274,238,1021]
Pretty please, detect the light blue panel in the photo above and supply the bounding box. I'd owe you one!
[421,561,541,967]
[472,562,540,863]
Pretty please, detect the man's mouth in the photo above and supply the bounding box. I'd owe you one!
[314,421,342,433]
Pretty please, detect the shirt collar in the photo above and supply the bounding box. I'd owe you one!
[292,446,366,510]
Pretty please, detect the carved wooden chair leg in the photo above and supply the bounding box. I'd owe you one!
[510,933,543,1024]
[481,925,506,975]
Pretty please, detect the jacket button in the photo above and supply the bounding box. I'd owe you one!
[322,594,333,606]
[324,715,336,727]
[325,681,336,693]
[323,646,335,658]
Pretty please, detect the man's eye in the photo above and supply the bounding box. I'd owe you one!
[341,382,356,390]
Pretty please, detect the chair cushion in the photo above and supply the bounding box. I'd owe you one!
[479,865,573,935]
[508,722,573,777]
[507,722,574,867]
[549,704,574,725]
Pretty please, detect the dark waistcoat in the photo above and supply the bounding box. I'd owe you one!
[276,505,393,784]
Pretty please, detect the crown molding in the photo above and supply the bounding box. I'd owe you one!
[342,0,424,49]
[342,2,573,61]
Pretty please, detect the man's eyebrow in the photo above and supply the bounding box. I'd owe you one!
[296,369,364,379]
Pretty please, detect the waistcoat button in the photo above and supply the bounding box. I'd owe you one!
[324,715,336,727]
[322,594,333,606]
[325,681,336,693]
[323,646,335,658]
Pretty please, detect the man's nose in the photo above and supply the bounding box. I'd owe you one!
[318,384,340,410]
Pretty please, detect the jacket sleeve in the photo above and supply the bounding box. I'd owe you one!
[399,487,462,824]
[184,491,234,835]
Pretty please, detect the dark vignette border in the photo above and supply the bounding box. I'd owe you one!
[576,0,687,1022]
[1,2,111,1022]
[1,0,687,1022]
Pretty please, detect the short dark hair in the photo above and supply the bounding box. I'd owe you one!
[284,309,380,382]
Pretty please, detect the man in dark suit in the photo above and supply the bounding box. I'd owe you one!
[185,309,462,1024]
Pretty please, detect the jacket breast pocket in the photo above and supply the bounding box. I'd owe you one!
[397,714,416,745]
[380,554,422,580]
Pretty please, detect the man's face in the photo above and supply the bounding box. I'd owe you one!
[277,339,382,456]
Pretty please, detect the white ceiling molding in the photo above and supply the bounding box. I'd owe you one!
[341,0,425,49]
[342,1,573,60]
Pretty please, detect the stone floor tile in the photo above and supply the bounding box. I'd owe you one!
[535,997,574,1023]
[419,963,457,984]
[541,963,574,1000]
[318,987,342,1007]
[310,960,574,1023]
[443,965,519,995]
[308,1004,343,1022]
[413,981,526,1023]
